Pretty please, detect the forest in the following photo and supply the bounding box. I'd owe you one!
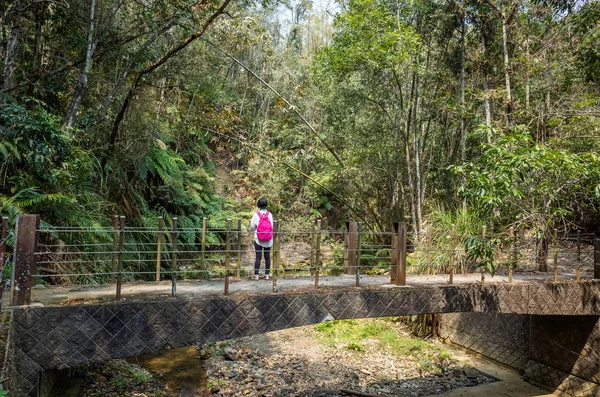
[1,0,599,276]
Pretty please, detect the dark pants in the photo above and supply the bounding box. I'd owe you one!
[254,242,271,275]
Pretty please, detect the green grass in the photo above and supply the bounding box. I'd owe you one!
[314,318,451,361]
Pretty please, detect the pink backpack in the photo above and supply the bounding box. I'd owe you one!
[256,211,273,241]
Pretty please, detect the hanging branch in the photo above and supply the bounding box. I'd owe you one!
[200,126,369,226]
[202,37,344,168]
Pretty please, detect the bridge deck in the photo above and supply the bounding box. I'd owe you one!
[17,271,588,306]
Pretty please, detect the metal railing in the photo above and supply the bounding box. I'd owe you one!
[5,214,600,305]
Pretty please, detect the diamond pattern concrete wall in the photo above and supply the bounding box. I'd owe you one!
[439,312,600,396]
[10,280,600,396]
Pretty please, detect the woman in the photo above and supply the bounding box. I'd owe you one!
[249,197,273,280]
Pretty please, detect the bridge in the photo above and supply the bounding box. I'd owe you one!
[3,215,600,396]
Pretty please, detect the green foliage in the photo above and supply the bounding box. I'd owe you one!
[314,318,450,359]
[463,235,501,276]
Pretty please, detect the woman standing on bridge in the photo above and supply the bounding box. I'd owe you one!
[250,198,274,280]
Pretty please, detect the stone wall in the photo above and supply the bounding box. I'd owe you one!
[10,280,600,396]
[438,313,600,396]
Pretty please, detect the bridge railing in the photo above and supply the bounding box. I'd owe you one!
[5,214,600,305]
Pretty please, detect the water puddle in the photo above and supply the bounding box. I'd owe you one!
[128,345,209,397]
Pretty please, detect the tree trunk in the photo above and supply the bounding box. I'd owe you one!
[536,234,548,272]
[108,0,232,150]
[63,0,97,131]
[2,1,21,92]
[502,13,513,127]
[460,14,467,212]
[481,33,492,139]
[525,38,530,110]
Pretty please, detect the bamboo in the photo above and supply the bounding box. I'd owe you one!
[172,217,178,297]
[224,219,231,295]
[116,216,125,300]
[156,217,163,282]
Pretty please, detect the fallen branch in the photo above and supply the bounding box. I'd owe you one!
[340,388,381,397]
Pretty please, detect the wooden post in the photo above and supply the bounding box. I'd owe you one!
[481,225,486,285]
[356,222,362,287]
[345,222,358,275]
[314,220,321,289]
[116,216,125,301]
[224,219,231,295]
[391,224,397,283]
[156,217,163,282]
[111,215,118,283]
[11,214,40,306]
[237,219,242,279]
[594,231,600,279]
[425,232,431,276]
[509,226,515,283]
[577,230,582,281]
[395,222,407,286]
[272,220,279,292]
[171,217,178,297]
[553,228,558,282]
[201,217,206,269]
[449,225,456,284]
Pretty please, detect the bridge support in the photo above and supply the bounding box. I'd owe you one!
[11,214,40,306]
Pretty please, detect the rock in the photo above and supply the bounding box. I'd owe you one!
[453,368,464,378]
[224,346,239,361]
[463,365,479,379]
[94,374,107,383]
[350,372,360,380]
[210,386,220,393]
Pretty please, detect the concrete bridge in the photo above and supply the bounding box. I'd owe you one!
[7,279,600,397]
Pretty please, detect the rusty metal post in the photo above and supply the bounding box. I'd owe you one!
[156,217,163,282]
[272,220,279,292]
[314,219,321,289]
[594,231,600,279]
[116,216,125,301]
[310,219,315,274]
[553,228,558,282]
[201,217,206,270]
[237,219,242,279]
[480,225,486,285]
[577,230,582,281]
[395,222,407,286]
[356,222,362,287]
[11,214,40,306]
[171,217,178,297]
[111,215,118,283]
[391,224,397,283]
[224,219,231,295]
[449,225,456,284]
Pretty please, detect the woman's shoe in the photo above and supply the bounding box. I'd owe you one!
[253,274,259,280]
[264,274,270,280]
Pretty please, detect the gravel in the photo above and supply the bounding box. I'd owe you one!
[200,321,494,397]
